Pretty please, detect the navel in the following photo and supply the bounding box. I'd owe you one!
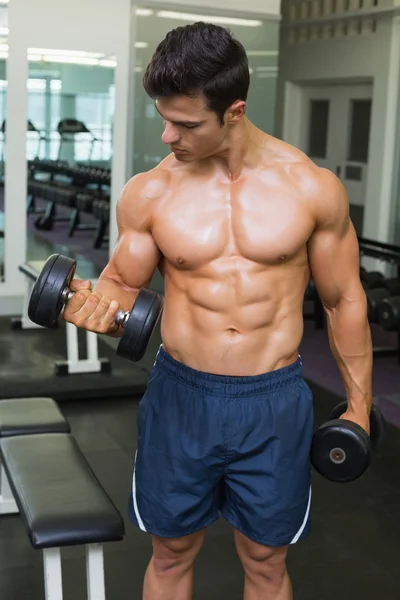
[227,328,240,336]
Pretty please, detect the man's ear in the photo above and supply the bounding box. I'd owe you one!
[225,100,247,125]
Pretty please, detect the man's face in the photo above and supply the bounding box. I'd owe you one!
[155,94,229,162]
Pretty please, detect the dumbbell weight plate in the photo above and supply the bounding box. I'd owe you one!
[328,400,385,452]
[310,420,372,482]
[366,288,389,323]
[360,270,384,288]
[116,288,164,362]
[377,296,400,332]
[28,254,76,328]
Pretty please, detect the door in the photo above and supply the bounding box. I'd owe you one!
[301,84,372,210]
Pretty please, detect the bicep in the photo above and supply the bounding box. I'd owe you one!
[103,229,161,291]
[307,174,362,308]
[100,175,162,291]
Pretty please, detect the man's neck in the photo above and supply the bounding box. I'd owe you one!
[215,118,266,181]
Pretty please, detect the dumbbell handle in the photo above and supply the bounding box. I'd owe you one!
[62,288,130,328]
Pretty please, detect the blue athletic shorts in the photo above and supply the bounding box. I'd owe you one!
[129,345,314,547]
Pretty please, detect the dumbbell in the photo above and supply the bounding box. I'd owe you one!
[360,269,384,289]
[28,254,164,362]
[377,296,400,332]
[310,401,385,483]
[365,278,400,323]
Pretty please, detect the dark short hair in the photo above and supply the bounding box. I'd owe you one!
[143,22,250,125]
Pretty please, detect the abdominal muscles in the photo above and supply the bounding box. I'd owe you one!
[160,256,306,376]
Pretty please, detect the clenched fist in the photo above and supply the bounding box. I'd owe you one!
[63,278,121,335]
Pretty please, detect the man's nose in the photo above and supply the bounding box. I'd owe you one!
[161,122,180,145]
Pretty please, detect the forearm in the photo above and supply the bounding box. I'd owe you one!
[324,293,373,414]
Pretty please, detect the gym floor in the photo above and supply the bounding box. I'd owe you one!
[1,225,400,599]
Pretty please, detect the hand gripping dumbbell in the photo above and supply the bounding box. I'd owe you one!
[28,254,164,362]
[310,401,385,483]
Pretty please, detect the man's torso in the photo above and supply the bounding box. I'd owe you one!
[141,136,321,375]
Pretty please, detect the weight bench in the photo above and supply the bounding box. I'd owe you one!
[12,260,111,376]
[0,400,125,600]
[0,396,70,515]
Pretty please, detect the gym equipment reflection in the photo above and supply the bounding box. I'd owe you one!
[23,50,115,263]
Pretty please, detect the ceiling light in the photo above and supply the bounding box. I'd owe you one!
[28,54,100,66]
[256,66,278,72]
[29,48,104,59]
[156,11,263,27]
[247,50,279,56]
[136,8,154,16]
[98,59,117,68]
[135,42,148,48]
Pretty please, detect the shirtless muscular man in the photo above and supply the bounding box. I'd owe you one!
[63,23,373,600]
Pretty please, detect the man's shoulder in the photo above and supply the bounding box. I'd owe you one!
[123,162,173,201]
[267,138,345,200]
[117,161,176,228]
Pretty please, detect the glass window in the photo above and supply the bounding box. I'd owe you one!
[348,99,371,163]
[75,90,113,162]
[308,99,330,159]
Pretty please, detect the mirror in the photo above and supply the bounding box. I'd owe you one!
[25,48,115,281]
[0,1,7,282]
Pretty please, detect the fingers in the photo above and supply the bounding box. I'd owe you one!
[98,299,121,333]
[86,297,120,334]
[63,289,120,334]
[69,279,92,292]
[63,289,92,321]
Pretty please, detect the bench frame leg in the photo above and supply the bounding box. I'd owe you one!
[43,547,63,600]
[0,464,19,514]
[55,324,111,376]
[42,544,106,600]
[10,276,44,330]
[86,543,106,600]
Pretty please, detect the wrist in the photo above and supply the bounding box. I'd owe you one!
[347,397,372,415]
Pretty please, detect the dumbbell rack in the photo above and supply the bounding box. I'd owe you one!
[358,237,400,363]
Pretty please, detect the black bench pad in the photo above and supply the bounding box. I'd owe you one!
[0,398,70,438]
[0,433,125,549]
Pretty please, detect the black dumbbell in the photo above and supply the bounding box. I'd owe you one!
[377,296,400,332]
[28,254,164,362]
[360,270,384,288]
[366,279,400,323]
[310,401,385,483]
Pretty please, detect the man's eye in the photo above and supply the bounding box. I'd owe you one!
[184,124,199,129]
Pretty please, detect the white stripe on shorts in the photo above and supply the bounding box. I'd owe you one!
[290,485,312,544]
[132,451,147,532]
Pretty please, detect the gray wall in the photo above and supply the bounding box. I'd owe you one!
[276,5,400,248]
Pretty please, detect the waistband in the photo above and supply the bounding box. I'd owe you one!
[153,345,304,396]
